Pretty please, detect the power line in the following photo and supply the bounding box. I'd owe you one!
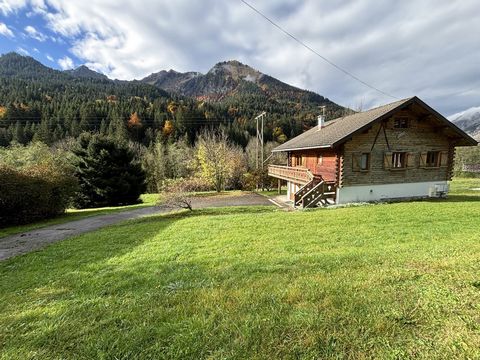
[240,0,399,100]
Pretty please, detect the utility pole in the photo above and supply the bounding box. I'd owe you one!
[255,111,266,190]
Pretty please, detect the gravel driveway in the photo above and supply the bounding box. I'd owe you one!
[0,193,272,261]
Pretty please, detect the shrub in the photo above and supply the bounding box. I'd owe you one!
[160,177,213,193]
[0,164,77,226]
[159,180,194,211]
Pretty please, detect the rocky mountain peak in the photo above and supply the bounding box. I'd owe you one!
[65,65,108,80]
[208,60,262,83]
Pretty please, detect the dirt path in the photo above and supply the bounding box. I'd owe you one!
[0,193,272,261]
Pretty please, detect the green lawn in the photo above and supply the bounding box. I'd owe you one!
[0,194,159,238]
[1,180,480,359]
[257,187,287,197]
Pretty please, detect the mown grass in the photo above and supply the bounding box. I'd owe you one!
[0,194,159,238]
[448,177,480,196]
[257,187,287,197]
[1,180,480,359]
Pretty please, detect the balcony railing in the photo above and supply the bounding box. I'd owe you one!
[268,165,313,184]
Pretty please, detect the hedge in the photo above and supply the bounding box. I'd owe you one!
[0,164,77,226]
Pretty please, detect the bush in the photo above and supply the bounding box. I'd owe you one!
[241,168,278,191]
[160,177,213,193]
[159,179,195,211]
[0,164,77,226]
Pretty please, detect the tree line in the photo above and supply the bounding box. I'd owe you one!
[0,53,346,148]
[0,129,285,226]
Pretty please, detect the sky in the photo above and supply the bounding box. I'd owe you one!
[0,0,479,116]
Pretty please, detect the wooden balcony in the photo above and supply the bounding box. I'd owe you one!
[268,165,313,185]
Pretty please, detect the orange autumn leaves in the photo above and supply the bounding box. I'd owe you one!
[127,111,174,137]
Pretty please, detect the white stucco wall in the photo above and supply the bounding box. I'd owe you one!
[336,181,449,204]
[286,181,301,201]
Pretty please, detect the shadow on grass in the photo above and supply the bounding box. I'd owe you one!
[124,205,276,227]
[0,205,278,358]
[0,202,155,238]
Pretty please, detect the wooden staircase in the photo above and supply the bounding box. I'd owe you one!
[267,165,336,208]
[294,176,337,208]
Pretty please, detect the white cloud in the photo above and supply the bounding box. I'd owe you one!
[16,47,30,56]
[1,0,479,114]
[46,54,54,62]
[0,0,27,15]
[57,55,74,70]
[0,22,14,37]
[24,25,48,41]
[0,0,45,16]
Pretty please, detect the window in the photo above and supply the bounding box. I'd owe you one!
[360,153,370,170]
[426,151,440,167]
[393,116,409,129]
[353,152,370,172]
[392,152,406,169]
[293,155,305,167]
[293,155,300,166]
[317,155,323,166]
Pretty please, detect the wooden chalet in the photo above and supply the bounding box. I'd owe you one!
[268,96,477,208]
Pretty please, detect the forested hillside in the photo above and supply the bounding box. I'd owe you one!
[0,53,346,147]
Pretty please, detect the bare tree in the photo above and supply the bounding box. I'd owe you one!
[160,180,193,211]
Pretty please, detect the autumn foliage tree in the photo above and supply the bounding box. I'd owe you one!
[127,112,143,141]
[195,129,246,192]
[127,112,142,128]
[162,120,174,137]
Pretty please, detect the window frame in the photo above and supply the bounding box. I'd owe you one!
[317,154,323,166]
[425,151,440,168]
[359,152,370,171]
[393,116,409,129]
[391,151,407,169]
[293,155,301,167]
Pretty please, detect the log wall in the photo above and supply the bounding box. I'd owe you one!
[289,149,338,182]
[340,109,454,187]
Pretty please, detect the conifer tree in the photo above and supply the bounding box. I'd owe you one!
[71,133,146,208]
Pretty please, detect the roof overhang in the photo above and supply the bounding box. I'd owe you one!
[331,96,478,148]
[271,96,478,152]
[272,144,332,152]
[410,97,478,147]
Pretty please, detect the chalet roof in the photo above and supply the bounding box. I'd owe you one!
[273,96,477,152]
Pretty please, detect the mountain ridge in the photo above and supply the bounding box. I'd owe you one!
[450,106,480,140]
[140,60,332,105]
[65,65,108,80]
[0,52,343,147]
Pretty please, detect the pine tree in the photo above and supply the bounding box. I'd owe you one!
[71,133,146,208]
[13,121,25,144]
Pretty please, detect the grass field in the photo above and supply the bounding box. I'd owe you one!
[1,179,480,359]
[0,194,159,238]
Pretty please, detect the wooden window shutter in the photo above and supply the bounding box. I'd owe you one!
[440,151,449,167]
[419,152,427,167]
[383,152,392,169]
[352,153,361,172]
[407,152,416,168]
